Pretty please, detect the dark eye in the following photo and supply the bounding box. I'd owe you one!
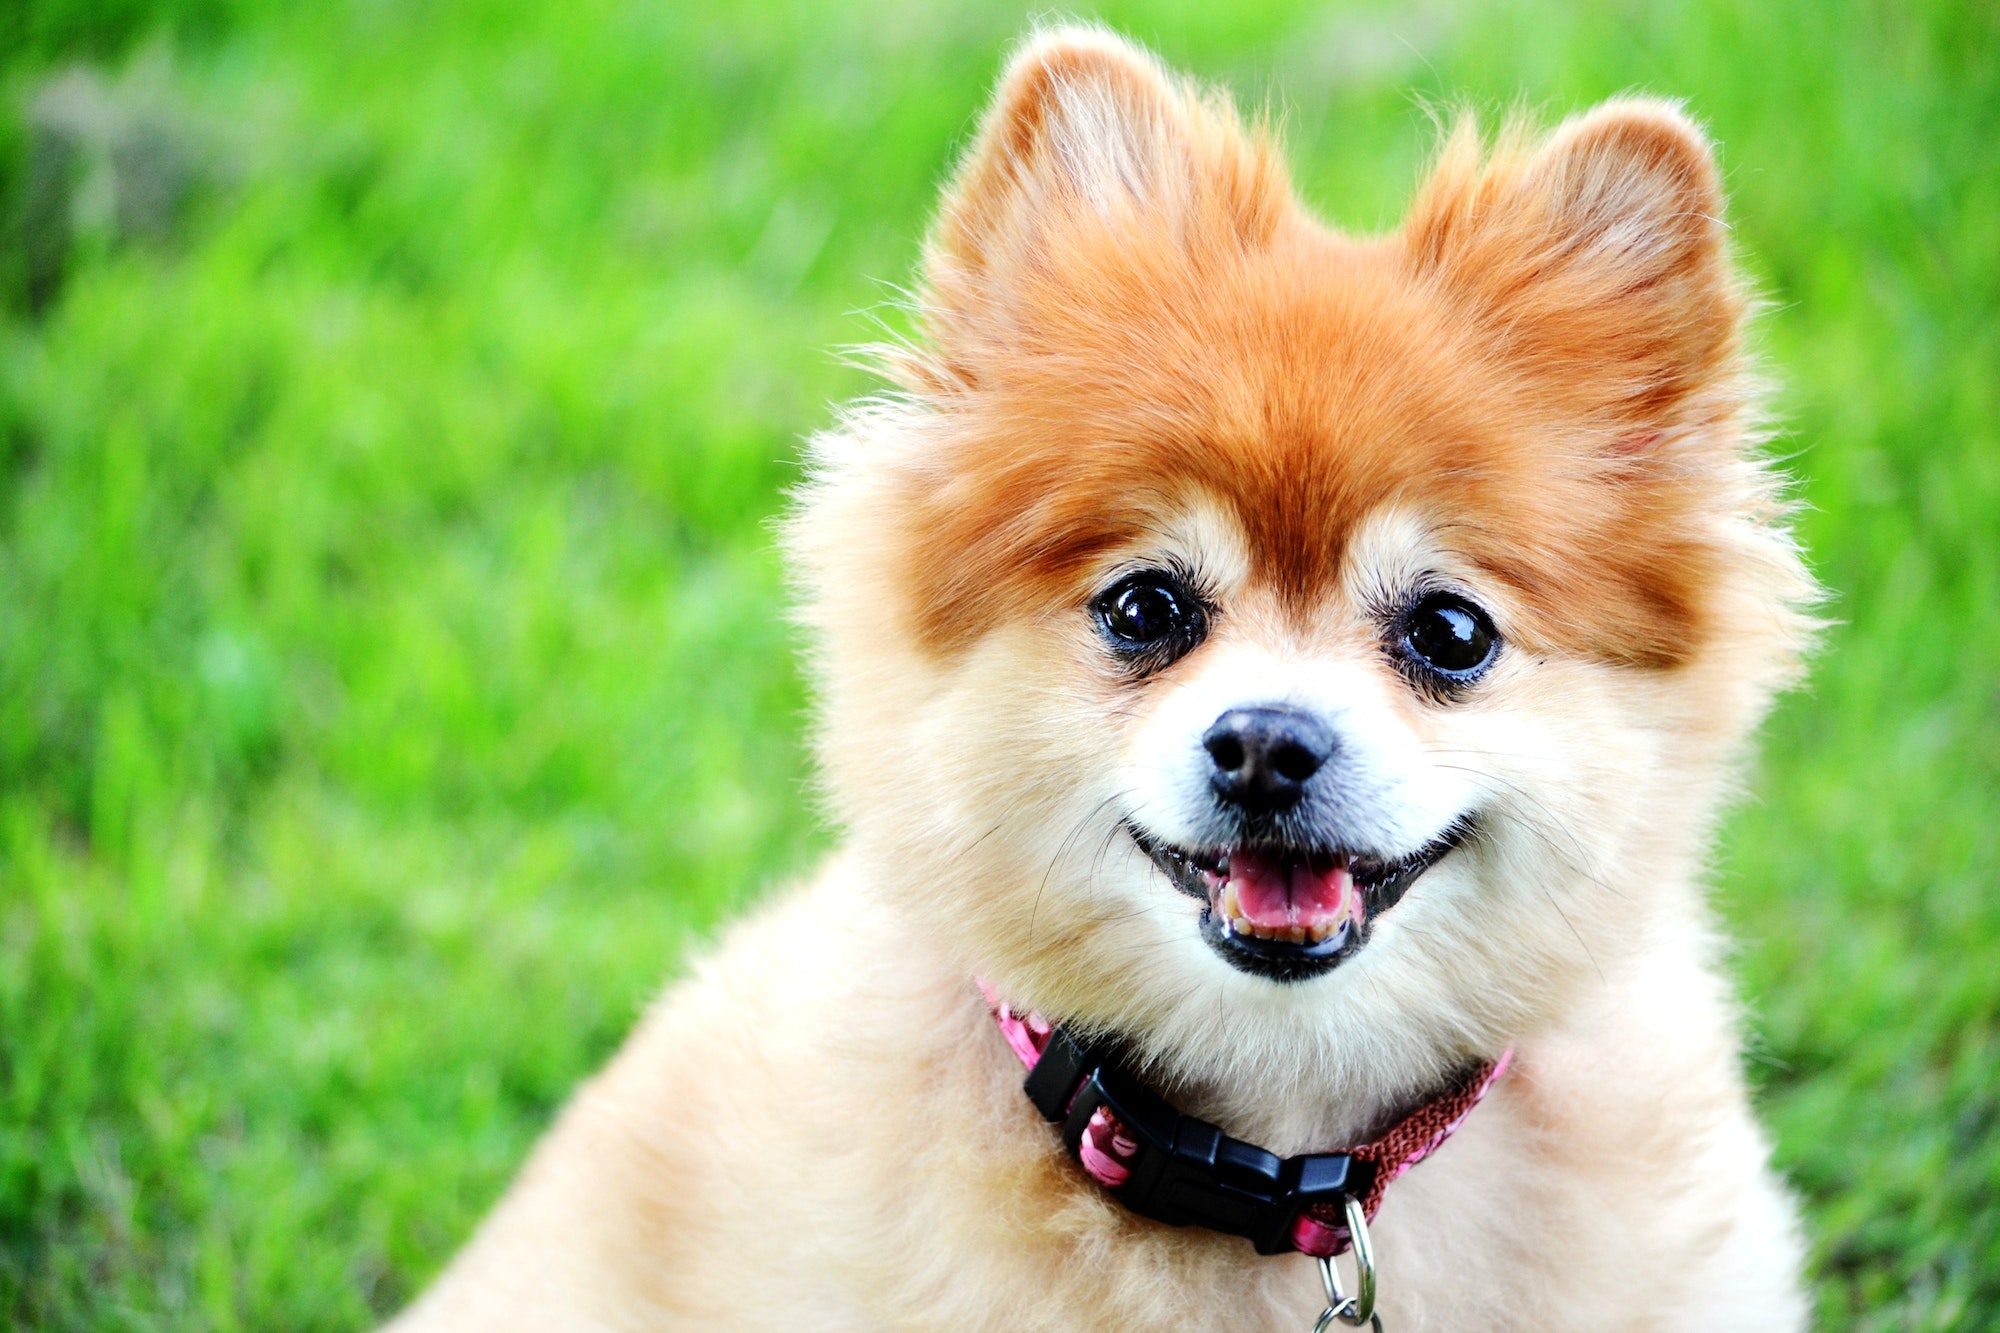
[1401,592,1499,682]
[1093,571,1207,667]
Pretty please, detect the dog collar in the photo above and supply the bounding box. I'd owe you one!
[980,981,1510,1260]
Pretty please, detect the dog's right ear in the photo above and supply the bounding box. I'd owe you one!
[914,27,1288,391]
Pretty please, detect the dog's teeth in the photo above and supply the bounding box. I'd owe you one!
[1211,863,1353,946]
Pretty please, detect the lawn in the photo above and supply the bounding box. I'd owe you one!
[0,0,1994,1327]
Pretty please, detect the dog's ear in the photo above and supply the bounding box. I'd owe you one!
[915,27,1288,389]
[1405,101,1743,436]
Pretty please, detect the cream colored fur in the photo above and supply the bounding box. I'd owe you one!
[385,28,1815,1333]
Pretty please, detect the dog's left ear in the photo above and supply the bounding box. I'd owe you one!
[1405,101,1744,436]
[915,27,1288,389]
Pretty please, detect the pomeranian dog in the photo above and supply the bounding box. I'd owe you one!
[387,27,1817,1332]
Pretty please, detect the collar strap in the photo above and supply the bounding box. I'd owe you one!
[982,982,1510,1258]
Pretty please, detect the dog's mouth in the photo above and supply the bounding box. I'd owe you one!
[1128,822,1466,983]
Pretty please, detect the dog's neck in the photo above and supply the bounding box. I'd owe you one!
[975,977,1502,1159]
[979,979,1510,1262]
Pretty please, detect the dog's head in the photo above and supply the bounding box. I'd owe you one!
[792,30,1815,1108]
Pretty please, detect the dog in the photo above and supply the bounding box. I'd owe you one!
[385,27,1818,1331]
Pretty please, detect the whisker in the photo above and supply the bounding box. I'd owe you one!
[1031,789,1136,950]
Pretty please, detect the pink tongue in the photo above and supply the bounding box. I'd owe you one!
[1227,849,1353,930]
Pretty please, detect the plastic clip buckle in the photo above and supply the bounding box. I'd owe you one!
[1023,1025,1376,1256]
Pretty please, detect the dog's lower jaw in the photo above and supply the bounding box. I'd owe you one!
[384,856,1806,1333]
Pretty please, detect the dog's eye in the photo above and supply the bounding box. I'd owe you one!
[1099,575,1195,645]
[1093,571,1206,667]
[1401,592,1499,682]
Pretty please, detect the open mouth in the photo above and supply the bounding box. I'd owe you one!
[1128,822,1466,982]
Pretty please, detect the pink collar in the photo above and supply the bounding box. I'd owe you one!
[981,980,1510,1258]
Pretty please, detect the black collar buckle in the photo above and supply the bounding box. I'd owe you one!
[1024,1024,1375,1256]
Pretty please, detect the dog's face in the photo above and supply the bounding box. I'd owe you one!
[794,31,1813,1104]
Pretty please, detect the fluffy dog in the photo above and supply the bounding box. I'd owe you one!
[387,27,1817,1332]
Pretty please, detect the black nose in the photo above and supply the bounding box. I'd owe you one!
[1203,707,1334,814]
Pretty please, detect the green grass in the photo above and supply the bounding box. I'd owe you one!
[0,1,1993,1327]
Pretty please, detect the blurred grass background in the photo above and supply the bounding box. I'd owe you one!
[0,0,1993,1327]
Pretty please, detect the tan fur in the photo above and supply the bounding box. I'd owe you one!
[386,28,1817,1332]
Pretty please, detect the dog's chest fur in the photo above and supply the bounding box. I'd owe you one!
[389,866,1804,1330]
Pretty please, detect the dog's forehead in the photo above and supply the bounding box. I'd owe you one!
[1127,494,1438,613]
[893,224,1716,668]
